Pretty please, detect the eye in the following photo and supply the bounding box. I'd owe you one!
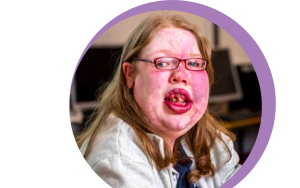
[187,60,200,67]
[186,59,207,70]
[155,58,175,68]
[156,62,169,68]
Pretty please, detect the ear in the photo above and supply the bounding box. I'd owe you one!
[122,62,135,88]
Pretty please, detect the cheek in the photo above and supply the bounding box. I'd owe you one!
[190,72,209,110]
[148,72,168,91]
[135,71,170,103]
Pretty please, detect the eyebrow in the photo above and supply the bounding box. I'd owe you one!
[188,53,202,57]
[148,50,202,58]
[148,50,174,57]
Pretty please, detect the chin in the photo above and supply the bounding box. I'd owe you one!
[175,124,188,132]
[164,118,194,133]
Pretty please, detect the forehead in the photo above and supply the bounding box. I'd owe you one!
[140,27,201,58]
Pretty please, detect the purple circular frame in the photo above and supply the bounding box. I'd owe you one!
[74,1,276,187]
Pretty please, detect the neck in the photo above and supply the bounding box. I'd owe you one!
[162,136,176,152]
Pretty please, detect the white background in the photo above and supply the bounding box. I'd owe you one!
[0,0,299,187]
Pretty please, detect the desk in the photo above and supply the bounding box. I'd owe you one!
[223,115,261,164]
[70,111,84,124]
[224,116,261,129]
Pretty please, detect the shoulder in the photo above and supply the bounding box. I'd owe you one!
[182,132,241,187]
[84,115,151,168]
[210,132,241,184]
[210,133,238,167]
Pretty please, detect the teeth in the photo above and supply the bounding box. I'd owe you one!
[166,94,188,105]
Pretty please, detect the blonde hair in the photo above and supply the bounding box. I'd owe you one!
[76,13,235,184]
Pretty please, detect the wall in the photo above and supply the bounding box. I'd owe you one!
[219,27,250,65]
[91,10,250,65]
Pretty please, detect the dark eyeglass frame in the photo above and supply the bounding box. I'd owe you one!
[132,57,209,71]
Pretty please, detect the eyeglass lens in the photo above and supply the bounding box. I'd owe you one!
[155,58,206,70]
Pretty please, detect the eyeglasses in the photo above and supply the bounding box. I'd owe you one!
[132,57,208,71]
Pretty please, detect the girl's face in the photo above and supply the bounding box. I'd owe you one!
[123,27,209,145]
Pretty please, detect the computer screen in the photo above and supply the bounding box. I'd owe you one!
[209,49,243,103]
[71,47,123,109]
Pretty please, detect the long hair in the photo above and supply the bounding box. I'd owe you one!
[76,13,235,184]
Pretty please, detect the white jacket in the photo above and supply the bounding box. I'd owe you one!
[80,115,241,188]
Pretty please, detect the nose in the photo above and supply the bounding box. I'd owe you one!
[169,61,190,85]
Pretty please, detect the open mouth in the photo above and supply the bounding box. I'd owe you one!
[164,88,193,114]
[164,94,189,105]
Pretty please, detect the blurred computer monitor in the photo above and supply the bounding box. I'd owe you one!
[71,47,123,110]
[209,49,243,103]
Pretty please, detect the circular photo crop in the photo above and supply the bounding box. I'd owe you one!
[70,2,275,188]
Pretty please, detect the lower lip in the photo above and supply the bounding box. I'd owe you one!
[164,100,192,114]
